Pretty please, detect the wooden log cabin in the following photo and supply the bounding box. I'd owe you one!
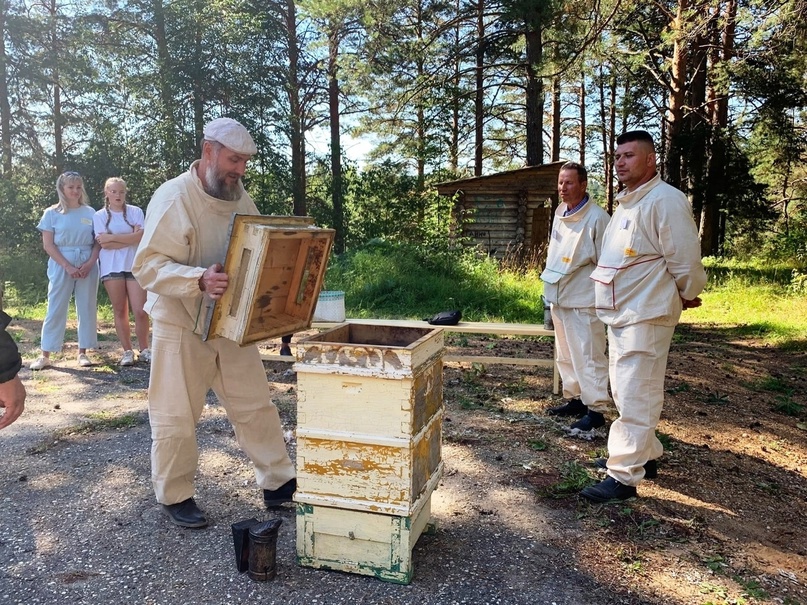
[435,162,563,264]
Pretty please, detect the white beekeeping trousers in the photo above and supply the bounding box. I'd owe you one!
[147,320,296,505]
[605,322,676,486]
[551,306,610,413]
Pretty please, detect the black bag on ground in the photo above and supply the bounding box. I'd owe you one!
[424,310,462,326]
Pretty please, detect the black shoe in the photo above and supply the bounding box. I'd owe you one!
[593,458,658,479]
[547,398,587,417]
[570,411,605,431]
[162,497,208,528]
[279,345,292,356]
[580,476,637,503]
[263,478,296,507]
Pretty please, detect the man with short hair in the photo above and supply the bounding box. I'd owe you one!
[0,310,26,430]
[581,130,706,502]
[133,118,296,528]
[541,162,611,433]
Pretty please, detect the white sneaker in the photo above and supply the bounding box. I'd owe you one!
[120,350,135,366]
[139,348,151,363]
[30,356,52,370]
[77,353,92,367]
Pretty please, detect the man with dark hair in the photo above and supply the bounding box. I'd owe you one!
[133,118,296,528]
[0,310,26,430]
[542,161,612,433]
[582,130,706,502]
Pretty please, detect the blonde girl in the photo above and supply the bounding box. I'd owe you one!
[31,172,100,370]
[92,178,150,366]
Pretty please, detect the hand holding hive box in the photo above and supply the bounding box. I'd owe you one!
[204,214,335,345]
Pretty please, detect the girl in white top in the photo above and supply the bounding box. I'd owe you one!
[93,178,150,366]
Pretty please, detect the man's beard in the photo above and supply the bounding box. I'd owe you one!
[203,163,242,201]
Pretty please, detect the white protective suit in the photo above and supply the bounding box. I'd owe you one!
[132,161,295,505]
[590,174,707,486]
[540,197,611,412]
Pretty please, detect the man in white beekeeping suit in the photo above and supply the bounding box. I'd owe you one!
[541,162,612,434]
[133,118,296,528]
[581,130,707,502]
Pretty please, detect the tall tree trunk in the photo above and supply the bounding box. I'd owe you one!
[579,73,586,166]
[285,0,306,216]
[49,0,64,172]
[449,0,460,172]
[474,0,484,175]
[0,0,11,176]
[687,28,709,225]
[192,16,204,153]
[328,28,344,253]
[701,0,736,256]
[153,0,178,176]
[525,27,544,166]
[550,75,560,161]
[664,0,689,188]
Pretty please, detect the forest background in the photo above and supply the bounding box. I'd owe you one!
[0,0,806,304]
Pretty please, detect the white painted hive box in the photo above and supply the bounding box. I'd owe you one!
[294,322,444,515]
[296,491,434,584]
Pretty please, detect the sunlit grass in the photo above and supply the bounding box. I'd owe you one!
[683,280,807,349]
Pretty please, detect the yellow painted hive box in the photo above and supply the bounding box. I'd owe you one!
[296,490,434,584]
[204,214,335,345]
[293,323,444,515]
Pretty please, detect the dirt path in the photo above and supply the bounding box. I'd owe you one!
[1,319,805,604]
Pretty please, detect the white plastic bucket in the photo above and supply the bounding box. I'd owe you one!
[313,291,346,322]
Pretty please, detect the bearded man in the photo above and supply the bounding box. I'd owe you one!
[133,118,296,528]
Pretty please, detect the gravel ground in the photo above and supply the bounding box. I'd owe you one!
[0,353,653,605]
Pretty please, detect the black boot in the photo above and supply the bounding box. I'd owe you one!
[569,411,606,431]
[580,477,637,503]
[547,398,587,417]
[263,478,296,507]
[162,497,208,528]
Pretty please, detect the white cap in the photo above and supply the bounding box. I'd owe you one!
[203,117,257,155]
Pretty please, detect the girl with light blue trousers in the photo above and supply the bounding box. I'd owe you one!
[30,172,100,370]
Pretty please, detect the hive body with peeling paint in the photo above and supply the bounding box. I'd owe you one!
[293,322,444,583]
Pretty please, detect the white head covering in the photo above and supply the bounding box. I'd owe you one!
[203,118,257,155]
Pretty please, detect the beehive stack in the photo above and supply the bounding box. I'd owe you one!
[293,322,444,584]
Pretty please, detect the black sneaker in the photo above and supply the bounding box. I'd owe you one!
[570,411,606,431]
[263,478,296,507]
[547,398,587,417]
[162,497,208,528]
[594,458,658,479]
[580,476,637,503]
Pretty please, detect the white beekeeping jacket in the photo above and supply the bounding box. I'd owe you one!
[133,161,258,334]
[590,174,707,327]
[540,197,610,309]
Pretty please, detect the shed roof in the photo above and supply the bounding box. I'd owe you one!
[434,162,565,196]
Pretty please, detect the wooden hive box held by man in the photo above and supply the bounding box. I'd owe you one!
[204,214,334,345]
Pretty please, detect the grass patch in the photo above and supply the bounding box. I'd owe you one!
[26,411,146,454]
[742,376,793,394]
[684,267,807,350]
[541,461,594,498]
[773,396,805,417]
